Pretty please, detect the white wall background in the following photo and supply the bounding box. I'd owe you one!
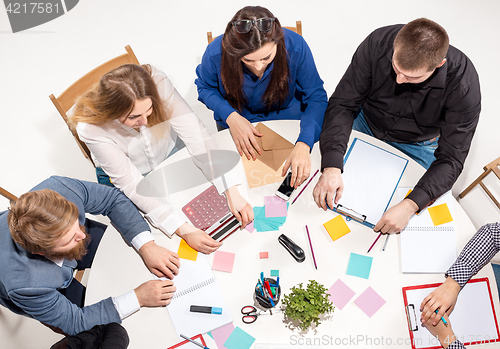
[0,0,499,345]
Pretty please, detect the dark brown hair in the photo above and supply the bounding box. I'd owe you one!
[8,189,80,254]
[70,64,169,130]
[221,6,290,112]
[393,18,449,72]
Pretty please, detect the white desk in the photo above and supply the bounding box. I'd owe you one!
[86,121,500,349]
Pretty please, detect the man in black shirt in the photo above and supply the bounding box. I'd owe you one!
[313,18,481,233]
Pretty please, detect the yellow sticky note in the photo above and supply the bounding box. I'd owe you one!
[177,239,198,261]
[323,215,351,241]
[428,203,453,226]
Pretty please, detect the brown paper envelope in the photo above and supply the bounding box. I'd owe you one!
[241,154,285,188]
[254,123,294,171]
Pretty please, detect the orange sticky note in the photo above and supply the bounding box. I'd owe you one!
[323,215,351,241]
[405,189,412,198]
[428,203,453,226]
[177,239,198,261]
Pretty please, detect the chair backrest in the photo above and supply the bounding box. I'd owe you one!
[207,20,302,44]
[0,186,18,203]
[49,45,140,167]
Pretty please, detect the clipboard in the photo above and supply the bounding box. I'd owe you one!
[333,138,408,228]
[402,278,500,349]
[167,334,207,349]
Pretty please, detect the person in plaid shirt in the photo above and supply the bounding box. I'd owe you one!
[419,223,500,348]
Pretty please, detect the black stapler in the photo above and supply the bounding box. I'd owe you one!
[278,234,305,263]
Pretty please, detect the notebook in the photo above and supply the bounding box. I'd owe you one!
[402,278,500,349]
[399,189,457,273]
[333,138,408,228]
[182,185,240,241]
[167,253,233,339]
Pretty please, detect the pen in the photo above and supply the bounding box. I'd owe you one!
[180,334,209,349]
[367,233,382,253]
[382,234,390,251]
[435,310,448,326]
[291,169,319,204]
[276,277,280,288]
[305,225,318,269]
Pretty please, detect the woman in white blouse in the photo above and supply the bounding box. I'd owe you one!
[70,64,253,254]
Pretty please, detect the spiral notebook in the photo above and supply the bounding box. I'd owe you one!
[399,189,457,273]
[166,253,233,339]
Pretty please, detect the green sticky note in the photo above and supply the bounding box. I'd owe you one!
[224,326,255,349]
[270,269,279,277]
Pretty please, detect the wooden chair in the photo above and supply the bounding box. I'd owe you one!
[207,20,302,44]
[49,45,140,167]
[459,156,500,210]
[0,186,17,204]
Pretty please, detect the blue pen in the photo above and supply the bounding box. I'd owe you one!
[276,277,280,287]
[260,272,264,283]
[435,310,448,325]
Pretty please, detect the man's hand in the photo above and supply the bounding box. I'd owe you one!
[226,111,263,160]
[421,277,461,326]
[134,279,176,307]
[282,142,311,188]
[176,223,221,254]
[224,186,254,228]
[422,313,457,349]
[374,198,418,234]
[313,168,343,210]
[138,241,180,279]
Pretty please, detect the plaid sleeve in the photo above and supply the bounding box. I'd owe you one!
[446,223,500,287]
[447,339,466,349]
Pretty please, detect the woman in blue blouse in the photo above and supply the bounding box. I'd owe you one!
[195,6,327,188]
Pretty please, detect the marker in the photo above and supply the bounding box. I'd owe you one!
[435,309,448,325]
[276,277,280,287]
[180,334,209,349]
[190,305,222,315]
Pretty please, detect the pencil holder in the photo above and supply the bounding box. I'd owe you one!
[255,277,281,309]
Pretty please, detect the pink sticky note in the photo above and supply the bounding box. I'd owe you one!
[259,252,269,259]
[264,196,288,217]
[328,279,356,310]
[245,221,254,233]
[354,286,386,318]
[212,251,236,273]
[210,322,235,349]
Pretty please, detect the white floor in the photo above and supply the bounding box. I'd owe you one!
[1,0,499,347]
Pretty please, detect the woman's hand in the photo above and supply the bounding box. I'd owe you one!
[226,111,263,160]
[224,185,254,228]
[175,223,221,254]
[282,142,311,188]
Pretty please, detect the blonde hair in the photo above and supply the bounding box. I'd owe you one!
[7,189,79,254]
[70,64,170,134]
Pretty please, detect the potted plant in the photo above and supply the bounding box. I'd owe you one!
[281,280,334,331]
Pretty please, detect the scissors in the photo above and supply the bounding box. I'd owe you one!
[241,305,280,324]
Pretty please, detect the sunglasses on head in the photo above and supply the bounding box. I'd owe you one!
[232,17,276,34]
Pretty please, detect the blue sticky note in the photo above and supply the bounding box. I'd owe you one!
[346,253,373,279]
[270,269,279,277]
[224,326,256,349]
